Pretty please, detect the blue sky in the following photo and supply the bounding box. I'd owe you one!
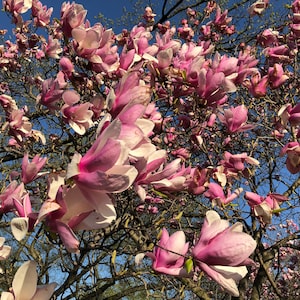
[0,0,136,33]
[41,0,131,23]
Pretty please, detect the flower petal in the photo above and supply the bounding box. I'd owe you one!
[198,261,240,296]
[31,283,57,300]
[12,261,38,300]
[11,217,29,241]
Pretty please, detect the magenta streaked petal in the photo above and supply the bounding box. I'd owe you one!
[76,165,137,192]
[56,221,80,253]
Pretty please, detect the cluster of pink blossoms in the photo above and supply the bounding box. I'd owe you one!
[145,211,256,296]
[0,0,299,298]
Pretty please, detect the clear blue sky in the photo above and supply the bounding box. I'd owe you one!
[0,0,136,33]
[41,0,131,23]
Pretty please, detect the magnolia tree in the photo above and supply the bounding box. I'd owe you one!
[0,0,299,299]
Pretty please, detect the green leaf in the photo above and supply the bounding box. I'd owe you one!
[185,258,193,274]
[272,208,288,214]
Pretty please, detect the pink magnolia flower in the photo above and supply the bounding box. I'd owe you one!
[235,46,259,84]
[147,228,189,276]
[133,149,166,199]
[42,36,62,59]
[11,192,38,241]
[178,19,194,41]
[143,103,162,130]
[207,113,216,127]
[287,103,300,126]
[89,95,105,121]
[248,0,269,16]
[244,72,268,98]
[187,167,208,195]
[153,48,174,73]
[221,151,259,175]
[171,148,190,160]
[0,94,18,114]
[67,118,138,191]
[77,24,120,73]
[118,48,140,74]
[280,142,300,174]
[257,28,279,47]
[1,261,56,300]
[134,153,189,200]
[268,63,289,89]
[7,108,33,143]
[0,181,26,214]
[127,25,158,57]
[157,21,172,34]
[62,184,116,231]
[31,0,53,27]
[60,2,87,37]
[37,71,67,110]
[292,0,300,13]
[245,192,288,224]
[196,68,233,106]
[38,181,116,252]
[107,72,150,117]
[193,54,237,107]
[212,53,238,80]
[151,160,190,193]
[38,182,80,253]
[3,0,32,14]
[201,24,211,37]
[61,90,94,135]
[59,56,74,78]
[21,153,47,184]
[245,192,270,224]
[114,102,156,159]
[204,182,243,206]
[278,103,300,127]
[263,45,291,63]
[218,105,254,133]
[192,211,256,296]
[35,49,45,59]
[213,6,232,31]
[143,6,156,23]
[173,42,205,74]
[290,11,300,37]
[0,182,37,242]
[264,193,288,211]
[91,43,119,73]
[71,25,104,58]
[62,102,94,134]
[155,28,181,53]
[205,1,217,15]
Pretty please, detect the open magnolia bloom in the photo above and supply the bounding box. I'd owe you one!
[218,105,254,133]
[66,119,138,192]
[245,191,288,224]
[21,153,47,184]
[192,211,256,296]
[248,0,269,16]
[0,261,56,300]
[280,141,300,174]
[38,183,116,253]
[3,0,33,14]
[204,182,243,206]
[146,228,190,276]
